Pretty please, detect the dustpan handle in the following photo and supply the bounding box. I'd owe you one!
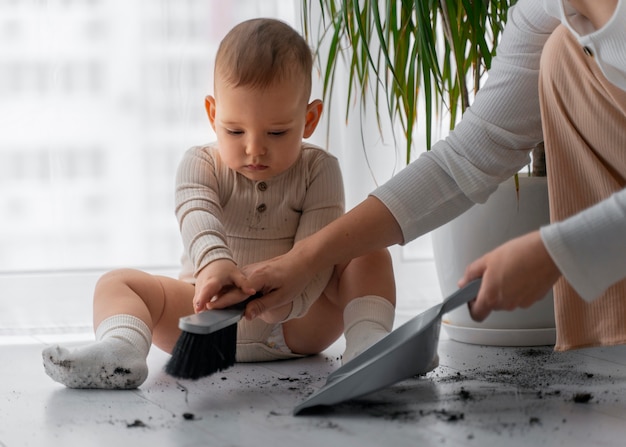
[440,278,482,315]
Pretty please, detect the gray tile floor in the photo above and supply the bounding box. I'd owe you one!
[3,316,626,447]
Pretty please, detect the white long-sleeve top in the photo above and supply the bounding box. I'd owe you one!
[371,0,626,302]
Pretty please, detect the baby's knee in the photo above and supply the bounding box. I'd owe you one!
[370,247,392,264]
[357,247,393,270]
[95,268,149,290]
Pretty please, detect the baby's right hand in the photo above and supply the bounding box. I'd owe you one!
[193,259,256,312]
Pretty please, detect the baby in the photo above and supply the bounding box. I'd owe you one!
[42,18,396,389]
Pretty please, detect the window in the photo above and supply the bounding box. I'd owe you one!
[0,0,298,273]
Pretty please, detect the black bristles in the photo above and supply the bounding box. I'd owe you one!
[165,323,238,380]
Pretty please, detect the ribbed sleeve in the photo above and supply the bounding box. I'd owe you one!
[541,191,626,301]
[176,146,233,274]
[372,0,559,244]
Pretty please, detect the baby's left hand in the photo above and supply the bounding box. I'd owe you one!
[193,259,255,313]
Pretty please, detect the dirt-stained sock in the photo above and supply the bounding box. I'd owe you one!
[342,296,395,365]
[42,314,152,389]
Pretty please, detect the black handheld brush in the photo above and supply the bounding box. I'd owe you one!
[165,294,259,380]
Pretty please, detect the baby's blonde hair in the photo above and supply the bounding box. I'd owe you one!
[215,18,313,99]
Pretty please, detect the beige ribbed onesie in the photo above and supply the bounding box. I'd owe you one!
[175,143,344,360]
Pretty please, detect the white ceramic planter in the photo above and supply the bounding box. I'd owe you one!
[431,176,556,346]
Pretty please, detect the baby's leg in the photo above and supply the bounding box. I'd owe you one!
[334,249,396,363]
[42,269,195,389]
[283,248,397,364]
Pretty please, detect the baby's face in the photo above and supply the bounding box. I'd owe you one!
[207,77,314,182]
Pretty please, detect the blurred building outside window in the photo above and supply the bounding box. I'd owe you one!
[0,0,298,273]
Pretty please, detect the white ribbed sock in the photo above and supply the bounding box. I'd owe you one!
[42,315,152,389]
[342,296,395,365]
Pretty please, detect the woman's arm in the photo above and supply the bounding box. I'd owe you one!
[540,190,626,301]
[242,195,402,320]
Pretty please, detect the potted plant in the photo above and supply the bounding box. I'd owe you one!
[302,0,555,346]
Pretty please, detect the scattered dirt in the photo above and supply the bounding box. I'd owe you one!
[519,348,545,358]
[435,347,609,400]
[90,347,617,437]
[458,388,472,400]
[296,346,618,439]
[126,419,147,428]
[573,392,593,403]
[430,409,465,422]
[529,417,541,426]
[51,358,73,368]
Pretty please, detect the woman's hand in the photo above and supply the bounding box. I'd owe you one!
[193,259,256,313]
[238,251,313,321]
[459,230,561,322]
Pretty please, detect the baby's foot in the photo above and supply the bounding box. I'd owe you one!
[42,338,148,389]
[342,325,389,365]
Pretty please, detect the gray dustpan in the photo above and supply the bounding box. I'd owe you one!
[293,279,482,415]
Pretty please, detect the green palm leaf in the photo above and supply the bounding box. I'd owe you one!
[303,0,516,162]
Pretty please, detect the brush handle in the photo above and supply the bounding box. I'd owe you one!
[178,292,263,335]
[178,308,244,335]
